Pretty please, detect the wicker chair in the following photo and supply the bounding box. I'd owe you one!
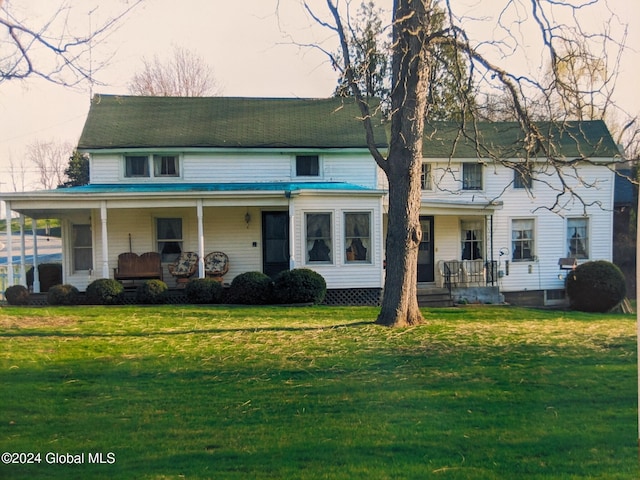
[168,251,199,284]
[204,251,229,282]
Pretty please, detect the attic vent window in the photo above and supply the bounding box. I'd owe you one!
[296,155,320,177]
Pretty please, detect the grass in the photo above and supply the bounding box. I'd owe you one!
[0,305,637,479]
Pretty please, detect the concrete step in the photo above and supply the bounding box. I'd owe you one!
[417,287,454,307]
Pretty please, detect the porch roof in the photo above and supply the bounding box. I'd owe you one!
[2,182,385,218]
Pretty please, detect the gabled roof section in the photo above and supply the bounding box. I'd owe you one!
[423,120,619,159]
[78,95,388,150]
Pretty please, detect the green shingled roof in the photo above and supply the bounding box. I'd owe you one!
[78,95,388,150]
[78,95,618,159]
[422,120,619,159]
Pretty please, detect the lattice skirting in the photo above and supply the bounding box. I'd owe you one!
[323,288,382,306]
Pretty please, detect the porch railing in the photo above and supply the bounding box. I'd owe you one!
[0,265,24,301]
[436,259,498,288]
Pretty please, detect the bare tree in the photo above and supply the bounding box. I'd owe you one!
[28,140,73,190]
[0,0,141,87]
[301,0,627,327]
[128,45,222,97]
[7,152,27,192]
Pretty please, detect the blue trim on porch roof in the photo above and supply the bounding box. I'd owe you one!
[62,182,377,194]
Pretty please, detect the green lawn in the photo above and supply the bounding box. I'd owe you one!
[0,305,637,479]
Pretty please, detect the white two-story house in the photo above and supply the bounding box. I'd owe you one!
[2,95,619,305]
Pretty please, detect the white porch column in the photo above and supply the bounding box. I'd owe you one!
[19,215,26,285]
[288,199,296,269]
[5,201,13,286]
[101,201,109,278]
[197,199,205,278]
[31,218,40,293]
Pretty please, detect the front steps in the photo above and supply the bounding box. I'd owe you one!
[417,286,454,307]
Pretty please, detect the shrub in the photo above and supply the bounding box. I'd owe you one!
[226,271,273,305]
[185,278,223,304]
[5,285,30,306]
[273,268,327,304]
[565,260,627,313]
[136,280,168,304]
[86,278,125,305]
[47,284,80,305]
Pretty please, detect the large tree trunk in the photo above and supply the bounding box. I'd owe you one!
[375,0,432,327]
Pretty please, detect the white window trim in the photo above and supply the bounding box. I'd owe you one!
[293,154,323,179]
[566,217,590,260]
[304,211,334,265]
[461,162,484,191]
[344,211,373,264]
[122,153,182,181]
[511,217,536,262]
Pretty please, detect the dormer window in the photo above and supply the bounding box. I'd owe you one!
[296,155,320,177]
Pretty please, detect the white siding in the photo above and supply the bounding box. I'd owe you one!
[90,150,380,188]
[415,159,615,293]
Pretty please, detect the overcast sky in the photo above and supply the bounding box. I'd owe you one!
[0,0,638,195]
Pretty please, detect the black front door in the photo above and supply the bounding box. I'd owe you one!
[262,211,290,278]
[417,216,435,283]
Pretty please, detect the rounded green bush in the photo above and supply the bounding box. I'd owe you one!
[5,285,30,306]
[226,271,273,305]
[47,284,80,305]
[86,278,125,305]
[565,260,627,313]
[273,268,327,304]
[185,278,223,304]
[136,279,168,304]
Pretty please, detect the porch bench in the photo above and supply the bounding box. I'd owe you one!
[114,252,163,283]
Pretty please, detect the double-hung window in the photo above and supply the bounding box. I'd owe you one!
[72,224,93,272]
[462,163,482,190]
[514,166,533,189]
[567,218,589,259]
[421,163,432,190]
[512,219,534,261]
[461,220,483,260]
[157,218,183,262]
[306,213,332,263]
[345,212,371,263]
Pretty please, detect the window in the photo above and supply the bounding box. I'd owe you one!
[306,213,332,263]
[156,218,183,262]
[421,163,432,190]
[461,220,483,260]
[345,212,371,263]
[512,219,534,261]
[296,155,320,177]
[514,166,533,189]
[125,155,149,177]
[72,224,93,271]
[462,163,482,190]
[153,155,179,177]
[567,218,589,259]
